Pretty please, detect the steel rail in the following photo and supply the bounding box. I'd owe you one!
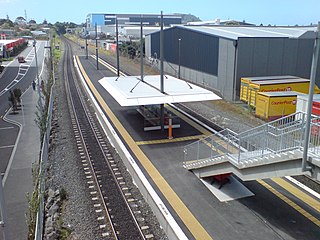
[63,38,145,240]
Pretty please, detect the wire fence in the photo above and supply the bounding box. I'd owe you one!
[34,44,55,240]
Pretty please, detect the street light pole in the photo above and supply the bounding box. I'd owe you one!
[160,11,164,131]
[85,27,88,60]
[178,38,181,79]
[95,23,99,70]
[116,18,120,76]
[140,15,144,81]
[302,22,320,171]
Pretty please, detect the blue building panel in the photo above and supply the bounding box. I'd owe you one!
[91,14,105,26]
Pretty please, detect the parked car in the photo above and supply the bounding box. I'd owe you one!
[17,56,26,63]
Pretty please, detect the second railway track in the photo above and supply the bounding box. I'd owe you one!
[62,37,147,239]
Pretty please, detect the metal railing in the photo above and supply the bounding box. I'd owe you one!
[184,112,320,166]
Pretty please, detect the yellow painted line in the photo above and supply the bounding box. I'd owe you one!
[201,138,225,155]
[258,179,320,227]
[166,105,240,154]
[136,134,206,145]
[91,55,126,76]
[76,56,213,240]
[165,105,212,136]
[271,177,320,213]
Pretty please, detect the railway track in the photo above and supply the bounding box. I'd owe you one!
[62,37,147,239]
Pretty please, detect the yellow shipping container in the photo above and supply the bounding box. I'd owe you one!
[255,91,301,121]
[248,79,320,107]
[240,76,299,102]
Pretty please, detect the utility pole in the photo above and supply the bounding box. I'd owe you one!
[160,11,164,131]
[302,22,320,171]
[178,38,181,79]
[95,23,99,70]
[85,26,88,60]
[140,15,144,81]
[116,18,120,76]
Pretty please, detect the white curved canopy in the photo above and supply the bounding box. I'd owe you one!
[98,75,221,106]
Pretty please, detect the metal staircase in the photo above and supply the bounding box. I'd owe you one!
[183,112,320,180]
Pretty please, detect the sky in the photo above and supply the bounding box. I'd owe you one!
[1,0,319,26]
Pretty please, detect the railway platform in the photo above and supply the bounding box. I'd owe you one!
[75,55,320,240]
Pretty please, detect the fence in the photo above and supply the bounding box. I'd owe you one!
[184,112,320,165]
[34,48,55,240]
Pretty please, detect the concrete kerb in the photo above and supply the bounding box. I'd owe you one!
[73,56,188,240]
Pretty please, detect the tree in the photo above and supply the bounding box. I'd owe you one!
[174,13,201,24]
[8,90,18,113]
[15,16,26,25]
[28,19,36,25]
[225,20,240,26]
[0,18,14,27]
[54,22,66,34]
[0,60,3,73]
[42,19,48,25]
[13,88,22,106]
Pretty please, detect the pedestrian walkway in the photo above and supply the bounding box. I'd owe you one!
[2,86,41,239]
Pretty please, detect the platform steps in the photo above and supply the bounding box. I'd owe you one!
[183,112,320,174]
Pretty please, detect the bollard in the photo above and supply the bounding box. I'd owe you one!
[168,115,173,139]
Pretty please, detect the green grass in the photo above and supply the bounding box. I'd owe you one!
[53,35,62,62]
[1,57,14,62]
[60,227,72,239]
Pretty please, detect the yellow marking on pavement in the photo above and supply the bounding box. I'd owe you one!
[166,105,240,154]
[136,134,206,145]
[165,105,212,136]
[76,56,213,240]
[200,138,225,155]
[91,55,126,76]
[271,177,320,213]
[258,179,320,227]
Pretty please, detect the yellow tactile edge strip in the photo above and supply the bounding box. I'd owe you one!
[136,134,206,145]
[271,177,320,213]
[258,179,320,227]
[76,56,213,240]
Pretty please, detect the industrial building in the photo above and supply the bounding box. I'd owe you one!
[85,13,181,37]
[0,38,27,58]
[145,26,320,101]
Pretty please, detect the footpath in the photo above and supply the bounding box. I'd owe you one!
[2,86,40,239]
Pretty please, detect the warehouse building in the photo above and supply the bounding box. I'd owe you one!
[85,13,181,37]
[145,26,320,101]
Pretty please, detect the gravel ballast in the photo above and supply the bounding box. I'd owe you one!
[45,41,168,239]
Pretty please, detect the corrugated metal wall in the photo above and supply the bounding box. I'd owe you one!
[151,27,219,76]
[235,37,320,99]
[217,38,236,101]
[147,28,320,101]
